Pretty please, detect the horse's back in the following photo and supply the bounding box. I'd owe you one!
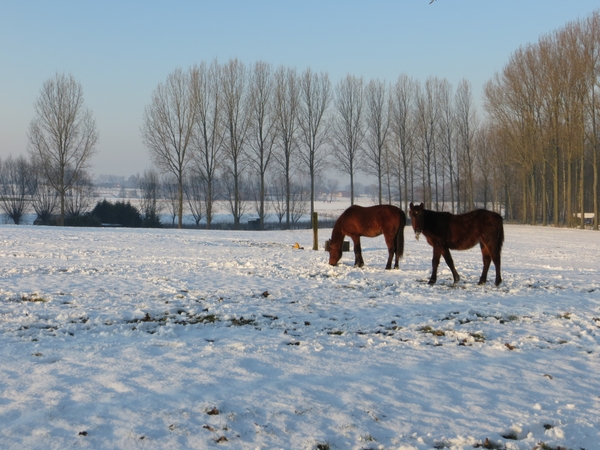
[470,209,503,235]
[453,209,503,248]
[338,204,404,237]
[425,209,501,250]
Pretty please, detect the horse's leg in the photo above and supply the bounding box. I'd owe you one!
[384,232,395,270]
[478,243,491,285]
[351,236,364,267]
[441,247,460,285]
[429,246,442,284]
[385,246,394,270]
[492,251,502,286]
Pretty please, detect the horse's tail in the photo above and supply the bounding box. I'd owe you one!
[396,209,406,258]
[498,216,505,251]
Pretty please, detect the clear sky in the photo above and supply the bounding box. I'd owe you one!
[1,0,599,178]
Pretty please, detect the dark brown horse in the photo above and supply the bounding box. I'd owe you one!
[328,205,406,270]
[409,202,504,286]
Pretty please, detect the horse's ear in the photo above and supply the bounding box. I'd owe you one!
[409,202,413,208]
[419,202,424,207]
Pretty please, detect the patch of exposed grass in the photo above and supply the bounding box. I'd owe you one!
[499,314,519,324]
[501,430,518,440]
[473,438,504,449]
[359,433,375,442]
[185,313,219,325]
[470,332,485,342]
[21,293,48,303]
[126,311,221,328]
[533,442,570,450]
[433,441,450,449]
[229,316,255,326]
[127,313,167,324]
[419,325,445,336]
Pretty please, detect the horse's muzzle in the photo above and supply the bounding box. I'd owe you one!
[415,229,421,240]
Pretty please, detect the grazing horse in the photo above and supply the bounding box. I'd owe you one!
[328,205,406,270]
[409,202,504,286]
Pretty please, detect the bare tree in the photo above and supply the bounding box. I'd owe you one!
[455,79,478,211]
[438,79,458,212]
[390,74,417,212]
[191,60,224,229]
[250,177,270,223]
[0,155,33,224]
[142,68,197,228]
[474,124,493,209]
[414,78,441,207]
[64,171,95,218]
[584,11,600,230]
[222,170,251,225]
[324,178,340,202]
[248,61,277,229]
[162,174,179,227]
[138,169,162,226]
[28,73,98,226]
[290,179,310,225]
[270,174,287,224]
[298,68,332,217]
[364,79,392,205]
[184,172,205,227]
[332,74,365,205]
[273,66,301,229]
[221,59,251,228]
[28,159,58,225]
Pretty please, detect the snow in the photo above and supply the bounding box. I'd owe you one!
[0,222,599,449]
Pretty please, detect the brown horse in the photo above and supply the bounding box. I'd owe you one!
[328,205,406,270]
[409,202,504,286]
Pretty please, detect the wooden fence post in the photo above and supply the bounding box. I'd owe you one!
[312,212,318,250]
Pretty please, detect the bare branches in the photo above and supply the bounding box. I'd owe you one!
[332,74,365,205]
[298,68,332,215]
[190,60,224,228]
[28,73,98,225]
[0,156,33,224]
[141,68,199,228]
[364,79,391,205]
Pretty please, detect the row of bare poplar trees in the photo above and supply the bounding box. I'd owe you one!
[142,58,491,230]
[142,61,331,229]
[484,10,600,229]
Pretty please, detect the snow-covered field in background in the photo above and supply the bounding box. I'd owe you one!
[0,223,599,449]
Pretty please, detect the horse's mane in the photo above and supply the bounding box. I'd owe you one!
[330,218,345,244]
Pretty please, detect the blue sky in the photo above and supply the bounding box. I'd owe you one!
[1,0,599,177]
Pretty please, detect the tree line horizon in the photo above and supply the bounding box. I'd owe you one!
[2,10,600,230]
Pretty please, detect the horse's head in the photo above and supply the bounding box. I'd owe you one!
[409,202,425,240]
[328,239,342,266]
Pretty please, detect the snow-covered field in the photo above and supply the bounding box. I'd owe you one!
[0,223,599,449]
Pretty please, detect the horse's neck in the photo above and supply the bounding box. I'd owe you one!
[424,209,451,232]
[423,209,438,231]
[331,225,344,243]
